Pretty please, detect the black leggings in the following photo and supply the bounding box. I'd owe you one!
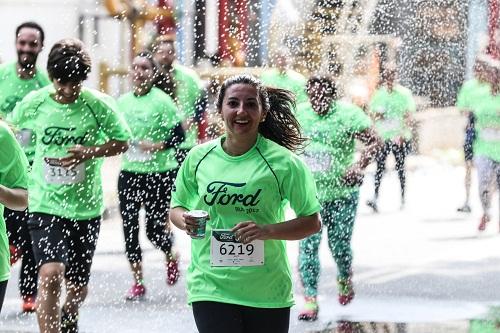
[4,207,37,297]
[0,280,7,314]
[374,140,410,200]
[192,301,290,333]
[118,170,177,263]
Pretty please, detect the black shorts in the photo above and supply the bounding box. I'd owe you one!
[28,213,101,286]
[464,128,475,161]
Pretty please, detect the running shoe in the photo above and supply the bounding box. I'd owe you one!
[166,253,180,285]
[297,297,318,321]
[125,283,146,301]
[338,277,355,306]
[21,295,36,313]
[457,204,471,213]
[9,245,20,265]
[366,200,378,213]
[61,309,78,333]
[478,215,490,231]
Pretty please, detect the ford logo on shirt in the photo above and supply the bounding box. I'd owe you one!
[203,181,262,207]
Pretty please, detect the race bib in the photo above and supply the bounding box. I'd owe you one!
[303,152,332,173]
[43,161,85,185]
[210,229,264,267]
[379,119,400,132]
[15,129,34,147]
[125,142,153,162]
[480,127,500,142]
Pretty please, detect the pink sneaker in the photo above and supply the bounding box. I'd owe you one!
[478,215,490,231]
[125,283,146,301]
[166,255,180,285]
[338,277,355,306]
[22,295,37,313]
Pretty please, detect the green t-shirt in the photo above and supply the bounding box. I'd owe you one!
[171,135,321,308]
[260,69,308,105]
[173,64,203,149]
[118,87,180,173]
[9,86,131,220]
[0,62,51,162]
[473,93,500,162]
[456,79,491,111]
[369,85,415,140]
[0,121,28,282]
[298,101,371,202]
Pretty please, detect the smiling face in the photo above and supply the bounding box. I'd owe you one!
[219,83,267,141]
[131,56,155,94]
[307,80,334,116]
[52,79,82,104]
[16,27,43,69]
[154,42,176,69]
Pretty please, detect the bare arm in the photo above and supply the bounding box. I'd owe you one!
[352,127,383,170]
[0,186,28,211]
[342,127,383,186]
[232,213,321,244]
[58,140,129,169]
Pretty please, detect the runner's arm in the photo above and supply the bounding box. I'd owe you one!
[0,186,28,211]
[59,140,129,168]
[231,212,321,244]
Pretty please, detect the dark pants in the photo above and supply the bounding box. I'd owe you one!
[374,140,410,201]
[118,170,177,263]
[192,301,290,333]
[5,207,37,298]
[0,280,7,314]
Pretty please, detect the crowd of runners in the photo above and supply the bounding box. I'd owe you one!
[0,20,498,333]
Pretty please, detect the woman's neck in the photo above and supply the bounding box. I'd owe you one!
[222,134,258,156]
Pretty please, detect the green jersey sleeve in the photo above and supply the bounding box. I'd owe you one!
[0,122,28,189]
[7,88,48,129]
[281,155,321,217]
[170,149,200,210]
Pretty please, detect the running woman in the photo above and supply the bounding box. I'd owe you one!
[9,38,130,333]
[0,121,29,314]
[366,67,416,212]
[1,21,50,313]
[152,36,204,162]
[169,75,321,333]
[117,51,185,300]
[456,59,492,213]
[297,76,382,321]
[473,65,500,232]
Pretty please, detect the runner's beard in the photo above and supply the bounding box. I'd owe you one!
[17,52,38,71]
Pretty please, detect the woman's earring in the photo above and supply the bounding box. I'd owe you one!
[260,118,266,123]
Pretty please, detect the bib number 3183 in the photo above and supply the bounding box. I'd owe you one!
[210,230,264,267]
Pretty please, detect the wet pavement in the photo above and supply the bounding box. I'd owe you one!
[1,154,499,332]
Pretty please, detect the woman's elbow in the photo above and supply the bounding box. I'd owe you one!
[312,217,322,234]
[308,213,322,235]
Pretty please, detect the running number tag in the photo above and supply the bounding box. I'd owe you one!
[379,119,400,132]
[15,129,34,147]
[43,160,85,185]
[125,142,153,162]
[210,230,264,267]
[480,128,500,142]
[303,152,332,173]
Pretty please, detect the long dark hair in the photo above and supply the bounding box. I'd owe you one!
[216,75,306,152]
[135,50,175,97]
